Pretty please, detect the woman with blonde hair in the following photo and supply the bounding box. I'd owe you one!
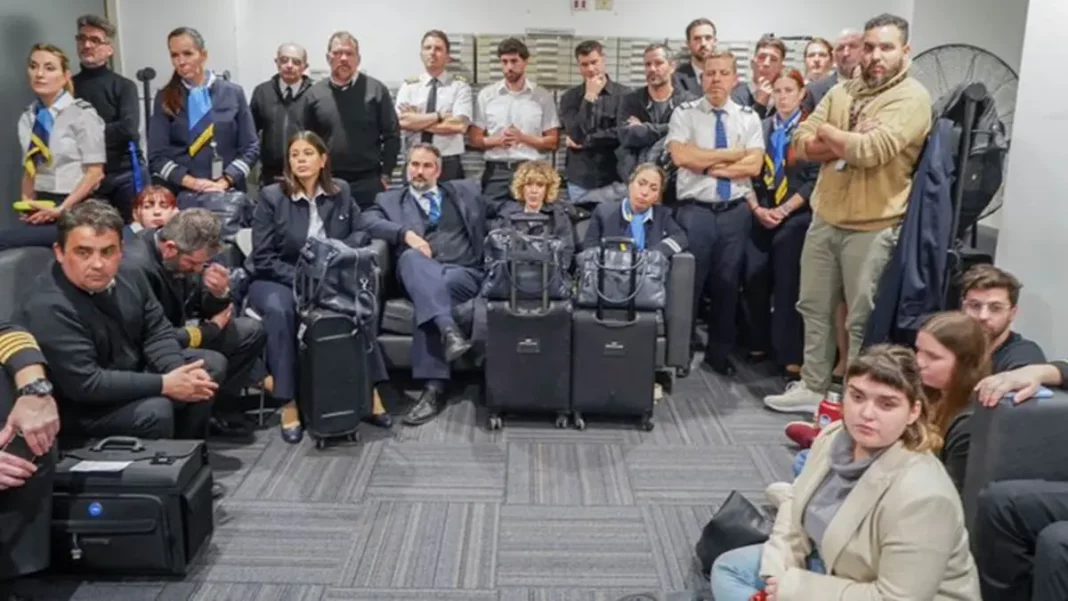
[0,43,105,250]
[713,344,980,601]
[498,160,575,265]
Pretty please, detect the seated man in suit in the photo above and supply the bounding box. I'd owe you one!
[363,143,484,426]
[21,200,224,441]
[0,323,60,599]
[123,208,266,438]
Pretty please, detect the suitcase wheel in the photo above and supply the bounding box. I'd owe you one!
[314,438,328,450]
[487,415,503,431]
[572,413,586,431]
[554,413,570,429]
[640,414,655,432]
[346,432,359,443]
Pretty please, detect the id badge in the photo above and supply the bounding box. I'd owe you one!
[211,156,224,180]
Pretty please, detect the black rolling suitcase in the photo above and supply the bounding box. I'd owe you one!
[571,237,658,431]
[484,216,573,430]
[51,437,214,575]
[298,309,373,448]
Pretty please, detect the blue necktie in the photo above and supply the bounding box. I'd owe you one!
[424,191,440,225]
[713,109,732,201]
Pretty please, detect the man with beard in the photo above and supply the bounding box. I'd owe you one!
[303,31,400,209]
[363,144,483,426]
[395,30,472,182]
[803,28,864,112]
[729,34,786,118]
[250,43,313,184]
[958,264,1045,372]
[674,18,717,96]
[764,13,932,413]
[123,208,266,437]
[470,37,560,209]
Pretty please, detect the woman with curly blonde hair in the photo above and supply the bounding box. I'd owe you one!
[497,160,575,265]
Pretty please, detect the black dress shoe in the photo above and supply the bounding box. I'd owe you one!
[704,357,736,377]
[402,388,445,426]
[211,482,227,500]
[209,415,254,439]
[441,325,473,362]
[365,413,393,429]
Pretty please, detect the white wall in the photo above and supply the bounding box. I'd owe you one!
[113,0,911,93]
[995,0,1067,359]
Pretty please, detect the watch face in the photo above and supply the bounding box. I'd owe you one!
[20,378,53,397]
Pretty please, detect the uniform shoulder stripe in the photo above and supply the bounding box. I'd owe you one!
[740,105,754,113]
[0,331,39,364]
[73,98,96,111]
[404,76,420,84]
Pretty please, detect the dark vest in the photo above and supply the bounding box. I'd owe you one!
[425,194,476,267]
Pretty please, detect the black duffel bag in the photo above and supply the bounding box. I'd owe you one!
[176,190,253,241]
[695,490,773,576]
[481,213,571,302]
[295,236,380,329]
[576,237,668,311]
[51,437,214,575]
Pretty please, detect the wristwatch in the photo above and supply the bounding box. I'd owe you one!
[16,378,53,398]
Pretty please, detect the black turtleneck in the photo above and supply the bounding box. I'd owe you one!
[73,63,144,174]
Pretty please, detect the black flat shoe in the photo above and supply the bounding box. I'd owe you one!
[209,415,254,439]
[441,325,473,362]
[365,413,393,429]
[402,388,445,426]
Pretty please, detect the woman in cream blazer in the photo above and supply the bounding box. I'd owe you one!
[712,345,980,601]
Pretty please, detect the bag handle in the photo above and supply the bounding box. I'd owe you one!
[593,237,647,309]
[90,436,145,453]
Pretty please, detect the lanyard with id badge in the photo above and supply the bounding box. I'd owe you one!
[210,140,223,180]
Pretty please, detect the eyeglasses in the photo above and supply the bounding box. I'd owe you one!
[76,34,110,46]
[961,299,1010,315]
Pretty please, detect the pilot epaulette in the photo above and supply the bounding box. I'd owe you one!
[678,99,700,110]
[73,98,96,111]
[403,75,419,84]
[454,74,468,83]
[740,105,754,113]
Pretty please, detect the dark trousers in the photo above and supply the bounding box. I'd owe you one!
[0,192,64,251]
[743,212,810,367]
[676,200,752,366]
[201,315,266,409]
[340,174,387,210]
[396,249,482,380]
[481,161,520,218]
[0,373,53,581]
[247,279,298,401]
[975,479,1068,601]
[73,349,226,440]
[97,168,149,224]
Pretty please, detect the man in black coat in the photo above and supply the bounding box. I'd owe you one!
[21,201,224,441]
[123,209,266,437]
[363,144,484,426]
[250,43,314,183]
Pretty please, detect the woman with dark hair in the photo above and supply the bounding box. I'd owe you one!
[915,311,991,492]
[0,43,105,250]
[743,68,819,378]
[249,131,387,443]
[582,162,687,258]
[123,184,178,240]
[147,27,258,205]
[713,344,981,601]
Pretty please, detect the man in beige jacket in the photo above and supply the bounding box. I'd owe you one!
[765,13,932,413]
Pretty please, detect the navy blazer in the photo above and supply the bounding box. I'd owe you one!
[362,179,486,261]
[582,199,688,258]
[250,179,367,287]
[148,77,260,191]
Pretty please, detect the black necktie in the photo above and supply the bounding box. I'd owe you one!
[283,86,294,103]
[421,78,439,144]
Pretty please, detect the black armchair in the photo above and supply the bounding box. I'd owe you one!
[0,247,55,322]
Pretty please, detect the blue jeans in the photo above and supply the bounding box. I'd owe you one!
[567,182,589,202]
[710,543,826,601]
[792,449,810,479]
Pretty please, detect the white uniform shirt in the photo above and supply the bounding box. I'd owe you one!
[474,79,560,162]
[666,97,764,202]
[18,92,106,195]
[395,72,473,157]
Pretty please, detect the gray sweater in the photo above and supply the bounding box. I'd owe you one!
[803,430,885,554]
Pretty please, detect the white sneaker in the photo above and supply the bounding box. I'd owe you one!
[763,381,821,414]
[765,481,792,508]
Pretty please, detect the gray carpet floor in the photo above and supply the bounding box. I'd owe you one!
[19,361,798,601]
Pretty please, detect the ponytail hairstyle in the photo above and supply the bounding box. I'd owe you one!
[160,27,207,117]
[27,43,75,97]
[846,344,944,454]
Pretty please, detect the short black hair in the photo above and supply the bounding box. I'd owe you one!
[574,40,603,59]
[685,18,717,41]
[497,37,529,60]
[643,42,672,60]
[408,142,442,163]
[864,13,911,43]
[754,34,787,59]
[421,29,451,53]
[56,199,124,248]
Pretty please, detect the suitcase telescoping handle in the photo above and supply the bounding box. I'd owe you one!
[506,213,554,313]
[597,236,640,321]
[90,436,145,453]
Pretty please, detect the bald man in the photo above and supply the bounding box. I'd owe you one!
[802,28,863,112]
[250,43,313,183]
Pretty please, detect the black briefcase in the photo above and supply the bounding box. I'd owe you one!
[298,308,373,449]
[484,243,573,430]
[51,437,214,576]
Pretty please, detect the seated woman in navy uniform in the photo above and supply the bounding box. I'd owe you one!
[582,163,687,258]
[0,43,105,251]
[495,160,576,267]
[248,131,390,444]
[147,27,258,207]
[742,68,819,377]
